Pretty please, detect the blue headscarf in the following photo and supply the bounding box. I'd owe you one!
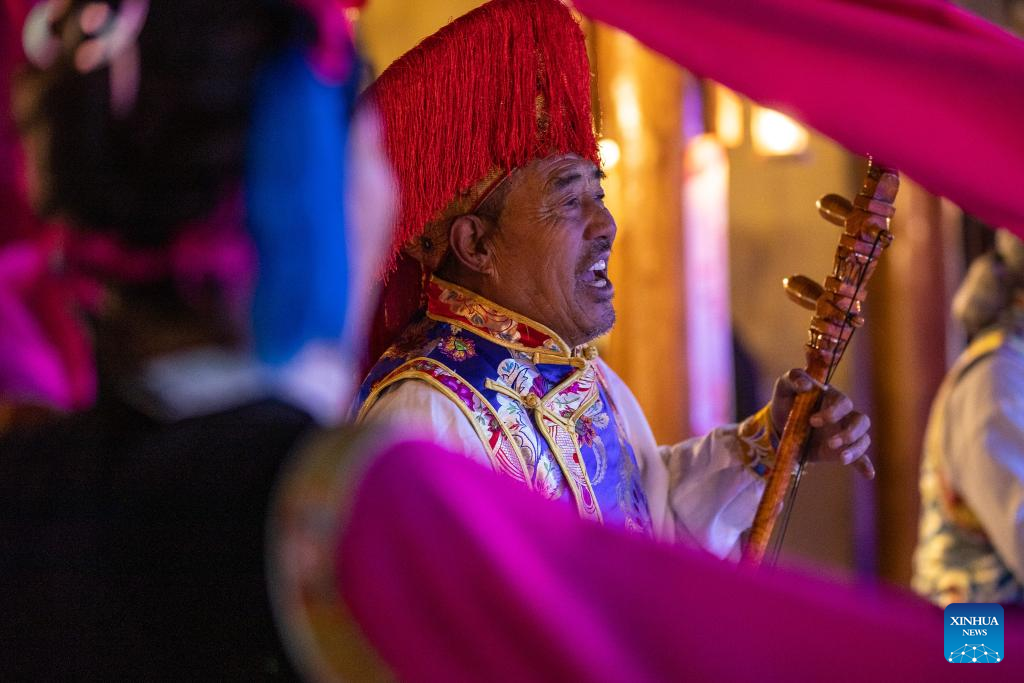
[245,42,360,365]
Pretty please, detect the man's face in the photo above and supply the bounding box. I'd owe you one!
[483,154,616,348]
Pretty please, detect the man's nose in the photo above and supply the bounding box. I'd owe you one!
[585,204,617,244]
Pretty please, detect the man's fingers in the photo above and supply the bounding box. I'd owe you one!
[825,413,871,450]
[839,433,871,465]
[780,368,816,396]
[777,369,825,427]
[774,368,815,401]
[853,452,876,480]
[812,391,854,425]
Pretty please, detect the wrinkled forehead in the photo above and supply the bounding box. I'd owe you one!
[510,153,603,195]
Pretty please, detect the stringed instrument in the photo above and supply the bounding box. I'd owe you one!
[742,159,900,568]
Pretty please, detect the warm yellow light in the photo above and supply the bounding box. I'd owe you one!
[598,137,621,171]
[751,106,809,157]
[612,76,641,136]
[684,133,724,175]
[713,84,744,148]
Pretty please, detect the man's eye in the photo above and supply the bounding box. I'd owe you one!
[596,192,606,203]
[564,196,581,208]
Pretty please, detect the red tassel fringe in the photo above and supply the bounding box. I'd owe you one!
[362,0,600,363]
[365,0,599,274]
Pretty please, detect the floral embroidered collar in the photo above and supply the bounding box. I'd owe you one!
[427,276,581,359]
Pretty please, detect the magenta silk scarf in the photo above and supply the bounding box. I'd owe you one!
[338,440,1024,681]
[0,0,95,408]
[574,0,1024,235]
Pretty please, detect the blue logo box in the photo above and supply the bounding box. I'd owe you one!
[945,603,1004,663]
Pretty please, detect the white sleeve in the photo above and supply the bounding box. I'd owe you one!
[360,379,492,469]
[948,350,1024,582]
[598,360,767,560]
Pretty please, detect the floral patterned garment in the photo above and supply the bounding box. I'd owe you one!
[357,277,653,535]
[912,327,1024,606]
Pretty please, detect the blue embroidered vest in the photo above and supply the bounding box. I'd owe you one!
[357,277,653,534]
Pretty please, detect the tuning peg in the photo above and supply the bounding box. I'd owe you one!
[783,274,824,310]
[817,194,853,227]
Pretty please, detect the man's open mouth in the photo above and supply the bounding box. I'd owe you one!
[586,258,610,288]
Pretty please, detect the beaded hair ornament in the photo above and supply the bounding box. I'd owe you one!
[23,0,149,117]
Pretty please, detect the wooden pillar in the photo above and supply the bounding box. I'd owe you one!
[593,28,690,443]
[357,1,486,70]
[869,181,961,585]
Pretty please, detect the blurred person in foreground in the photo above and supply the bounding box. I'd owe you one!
[914,229,1024,606]
[0,0,395,678]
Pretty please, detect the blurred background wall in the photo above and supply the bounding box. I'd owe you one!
[355,0,1022,586]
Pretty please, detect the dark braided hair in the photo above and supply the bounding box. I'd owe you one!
[13,0,311,247]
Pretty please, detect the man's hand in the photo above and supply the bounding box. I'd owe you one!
[769,369,874,479]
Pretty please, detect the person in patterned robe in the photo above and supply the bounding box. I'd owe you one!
[914,230,1024,605]
[355,0,873,558]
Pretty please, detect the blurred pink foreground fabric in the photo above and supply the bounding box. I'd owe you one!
[338,440,1024,682]
[574,0,1024,235]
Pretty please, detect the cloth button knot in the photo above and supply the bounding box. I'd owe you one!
[523,393,542,409]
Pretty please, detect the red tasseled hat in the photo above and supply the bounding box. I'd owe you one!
[361,0,600,366]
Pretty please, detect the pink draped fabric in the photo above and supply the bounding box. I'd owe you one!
[339,440,1024,681]
[0,0,93,408]
[574,0,1024,235]
[0,234,96,408]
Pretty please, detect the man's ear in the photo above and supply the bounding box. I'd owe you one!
[448,214,495,275]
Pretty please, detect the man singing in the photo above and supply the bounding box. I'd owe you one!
[356,0,871,557]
